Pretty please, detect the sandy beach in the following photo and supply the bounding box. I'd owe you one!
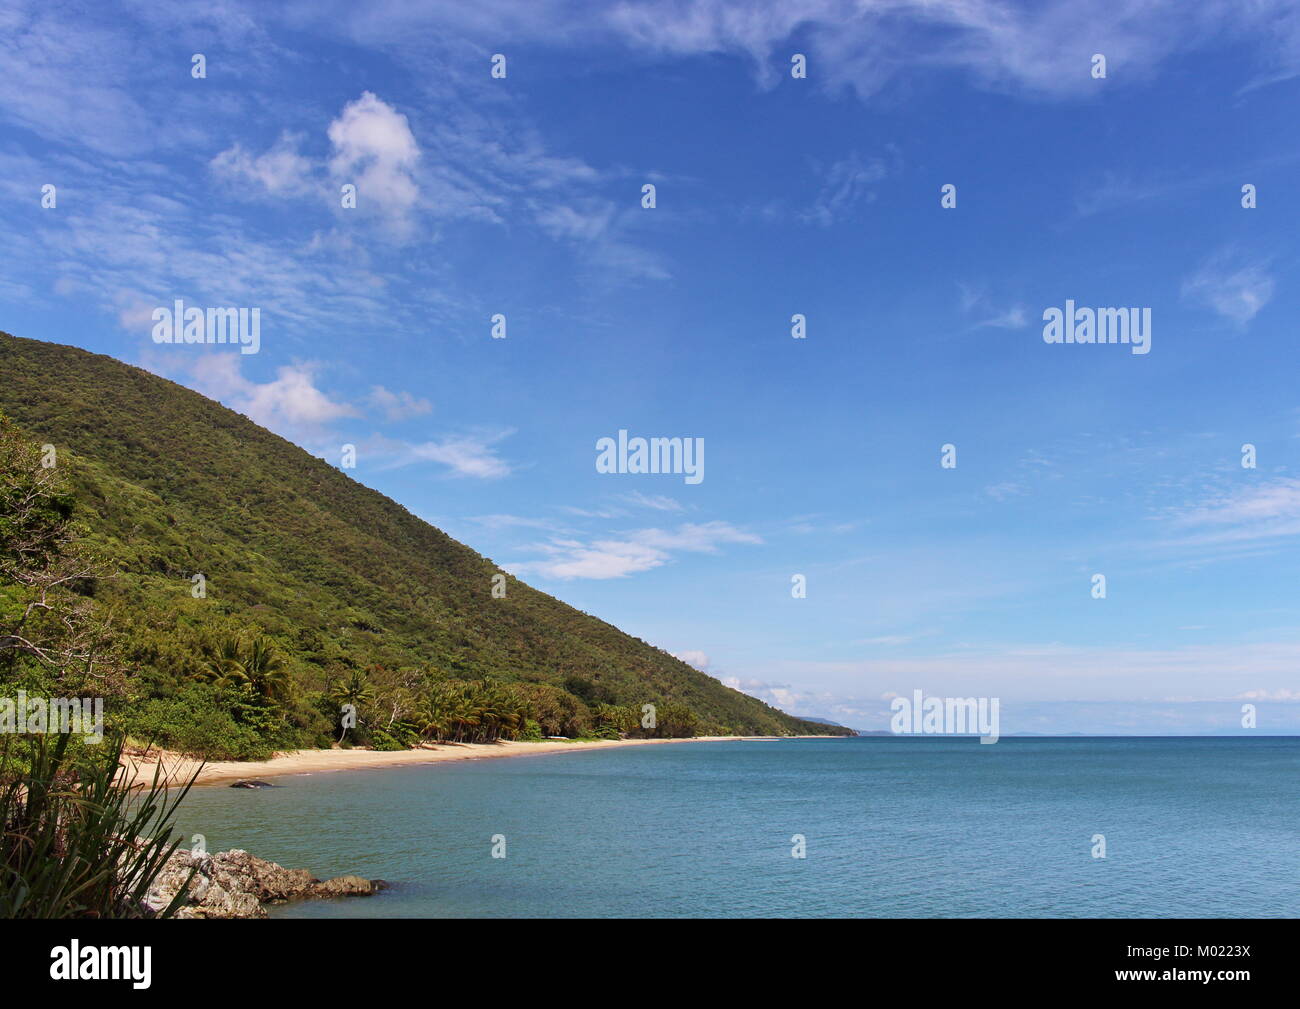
[119,735,790,789]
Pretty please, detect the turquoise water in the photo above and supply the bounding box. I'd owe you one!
[173,737,1300,918]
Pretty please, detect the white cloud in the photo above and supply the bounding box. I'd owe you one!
[469,514,558,530]
[533,199,671,282]
[212,133,314,195]
[620,490,684,512]
[984,482,1025,501]
[182,356,359,438]
[959,283,1029,329]
[787,514,861,535]
[1160,478,1300,548]
[398,430,514,479]
[509,520,762,579]
[1072,169,1220,218]
[535,200,616,242]
[1181,250,1274,325]
[512,536,666,579]
[801,151,891,226]
[718,675,844,720]
[1178,478,1300,526]
[674,650,711,670]
[328,91,421,230]
[635,521,763,552]
[368,384,433,421]
[979,305,1028,329]
[114,294,159,332]
[559,505,625,519]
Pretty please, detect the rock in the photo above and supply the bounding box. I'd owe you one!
[229,780,276,788]
[307,875,381,898]
[144,848,385,918]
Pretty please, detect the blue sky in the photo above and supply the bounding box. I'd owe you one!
[2,0,1299,733]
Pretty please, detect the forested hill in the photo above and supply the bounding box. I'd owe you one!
[0,331,846,742]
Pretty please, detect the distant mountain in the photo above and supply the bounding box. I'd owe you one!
[796,716,859,735]
[0,332,850,738]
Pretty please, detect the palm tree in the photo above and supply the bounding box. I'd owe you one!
[193,634,292,704]
[328,668,376,743]
[413,697,447,743]
[196,635,248,689]
[412,680,528,744]
[242,636,290,702]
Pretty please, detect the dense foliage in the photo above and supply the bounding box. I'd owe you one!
[0,332,851,756]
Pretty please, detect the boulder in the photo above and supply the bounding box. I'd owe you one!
[144,848,385,918]
[307,875,385,898]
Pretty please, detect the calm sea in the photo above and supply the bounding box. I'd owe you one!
[172,736,1300,918]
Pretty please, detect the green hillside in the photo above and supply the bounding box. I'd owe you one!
[0,331,847,753]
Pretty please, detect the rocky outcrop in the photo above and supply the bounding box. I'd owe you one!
[145,848,387,918]
[307,874,378,897]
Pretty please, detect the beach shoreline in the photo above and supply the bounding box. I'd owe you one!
[121,735,834,789]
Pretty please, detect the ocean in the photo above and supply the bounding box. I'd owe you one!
[172,736,1300,918]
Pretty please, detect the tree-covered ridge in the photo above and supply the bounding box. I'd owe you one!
[0,332,850,753]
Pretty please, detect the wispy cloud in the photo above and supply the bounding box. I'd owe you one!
[1071,169,1217,218]
[857,635,915,646]
[535,198,671,282]
[620,490,684,512]
[786,515,861,535]
[508,521,762,579]
[368,385,433,421]
[468,513,560,531]
[388,430,516,479]
[1181,249,1274,325]
[1162,478,1300,547]
[212,132,315,197]
[984,481,1025,501]
[4,152,415,347]
[801,150,892,226]
[559,505,626,520]
[958,283,1028,329]
[318,0,1300,102]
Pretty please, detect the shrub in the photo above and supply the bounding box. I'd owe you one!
[130,683,278,761]
[368,729,407,751]
[1,733,197,918]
